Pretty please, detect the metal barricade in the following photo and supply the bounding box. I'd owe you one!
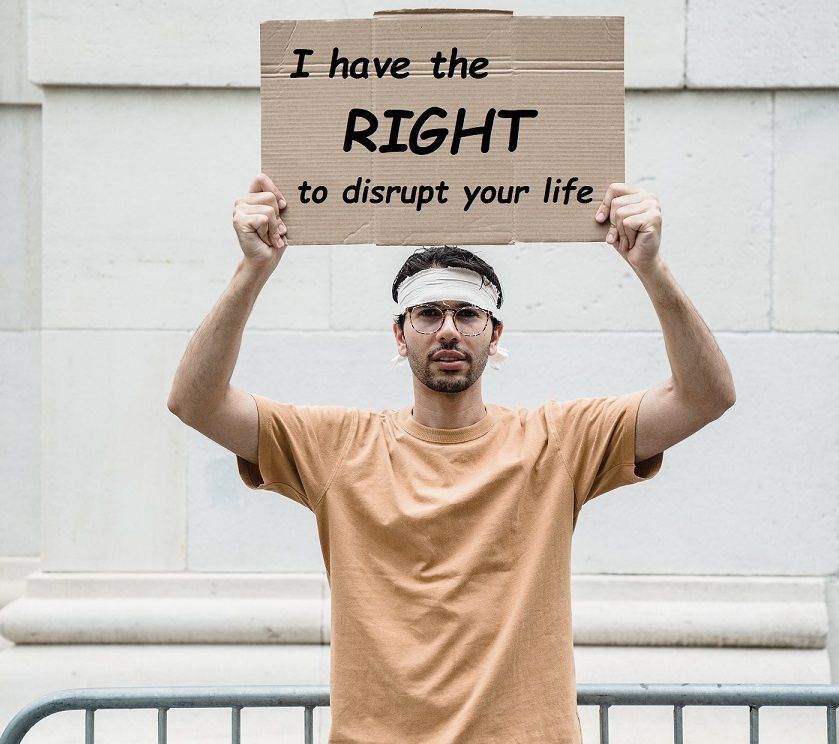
[1,683,837,743]
[578,684,839,744]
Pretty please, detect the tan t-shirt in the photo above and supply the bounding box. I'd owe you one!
[237,389,663,744]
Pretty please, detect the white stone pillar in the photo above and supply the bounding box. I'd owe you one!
[0,0,43,649]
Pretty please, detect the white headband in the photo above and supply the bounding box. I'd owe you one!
[389,266,510,370]
[395,267,500,314]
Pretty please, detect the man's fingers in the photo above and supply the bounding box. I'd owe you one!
[601,190,647,226]
[621,214,654,248]
[248,173,276,195]
[596,183,648,223]
[236,204,286,248]
[612,203,648,251]
[249,173,287,209]
[604,193,657,244]
[235,191,280,218]
[610,192,649,211]
[236,202,286,232]
[240,213,271,247]
[596,182,630,222]
[258,212,282,249]
[611,206,629,250]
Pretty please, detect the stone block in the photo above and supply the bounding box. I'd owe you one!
[0,332,40,556]
[40,331,190,571]
[687,0,839,87]
[40,88,329,330]
[0,105,41,329]
[626,91,772,331]
[773,92,839,330]
[0,0,42,103]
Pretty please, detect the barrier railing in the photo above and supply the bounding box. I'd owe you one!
[1,683,837,743]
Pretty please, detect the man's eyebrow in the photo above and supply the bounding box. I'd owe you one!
[425,301,472,308]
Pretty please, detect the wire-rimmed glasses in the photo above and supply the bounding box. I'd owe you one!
[407,303,492,336]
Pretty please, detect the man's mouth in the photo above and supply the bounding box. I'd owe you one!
[431,351,467,362]
[434,359,466,367]
[432,351,467,370]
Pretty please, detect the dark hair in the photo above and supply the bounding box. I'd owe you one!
[391,245,503,331]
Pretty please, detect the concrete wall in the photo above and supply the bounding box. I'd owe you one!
[1,0,839,740]
[0,0,42,625]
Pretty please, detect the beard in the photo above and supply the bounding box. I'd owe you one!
[406,339,492,393]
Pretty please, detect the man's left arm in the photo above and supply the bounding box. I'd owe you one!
[595,184,737,465]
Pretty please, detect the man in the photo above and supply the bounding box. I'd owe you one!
[167,174,736,743]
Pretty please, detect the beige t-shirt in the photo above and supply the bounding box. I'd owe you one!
[237,389,663,744]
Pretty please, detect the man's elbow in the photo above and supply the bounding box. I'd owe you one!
[687,387,735,422]
[710,388,736,419]
[167,395,186,420]
[721,379,736,410]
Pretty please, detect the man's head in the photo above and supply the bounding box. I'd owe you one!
[391,246,505,394]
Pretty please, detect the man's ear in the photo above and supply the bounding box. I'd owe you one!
[489,321,504,355]
[392,321,408,357]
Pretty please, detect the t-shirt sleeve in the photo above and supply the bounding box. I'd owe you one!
[549,388,663,512]
[236,393,358,511]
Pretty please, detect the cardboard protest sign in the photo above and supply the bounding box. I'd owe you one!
[261,10,624,245]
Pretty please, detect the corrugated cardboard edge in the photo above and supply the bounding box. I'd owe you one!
[374,8,513,15]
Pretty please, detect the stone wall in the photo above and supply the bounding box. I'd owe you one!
[1,1,838,740]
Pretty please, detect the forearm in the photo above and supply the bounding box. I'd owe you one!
[635,257,736,413]
[167,259,273,418]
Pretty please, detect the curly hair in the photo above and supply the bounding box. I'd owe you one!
[391,245,504,331]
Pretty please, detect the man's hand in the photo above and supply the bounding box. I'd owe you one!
[595,183,662,273]
[232,174,288,270]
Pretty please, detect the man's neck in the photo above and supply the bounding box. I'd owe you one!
[410,380,488,429]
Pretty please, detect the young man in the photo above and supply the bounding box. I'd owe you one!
[167,174,735,744]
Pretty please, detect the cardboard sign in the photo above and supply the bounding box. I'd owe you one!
[260,10,624,245]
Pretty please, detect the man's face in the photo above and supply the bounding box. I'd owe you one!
[393,300,503,394]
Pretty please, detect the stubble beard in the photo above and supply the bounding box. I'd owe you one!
[406,340,492,394]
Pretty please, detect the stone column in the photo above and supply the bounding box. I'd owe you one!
[0,0,43,651]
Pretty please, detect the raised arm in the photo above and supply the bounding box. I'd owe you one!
[595,184,736,464]
[167,174,288,464]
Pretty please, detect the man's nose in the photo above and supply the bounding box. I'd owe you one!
[436,310,462,339]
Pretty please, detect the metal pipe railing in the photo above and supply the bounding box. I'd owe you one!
[1,683,837,744]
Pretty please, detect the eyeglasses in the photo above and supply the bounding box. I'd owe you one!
[407,304,492,336]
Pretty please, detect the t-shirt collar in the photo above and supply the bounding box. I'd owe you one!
[396,404,499,444]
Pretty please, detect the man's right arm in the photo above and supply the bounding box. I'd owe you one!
[167,174,287,466]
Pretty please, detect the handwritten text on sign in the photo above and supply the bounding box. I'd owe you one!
[288,46,594,213]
